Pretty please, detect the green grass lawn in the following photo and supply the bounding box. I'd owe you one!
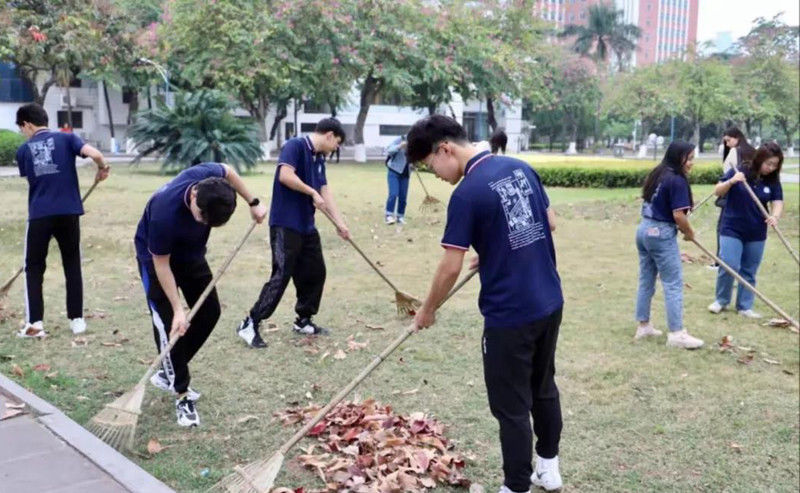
[0,162,798,492]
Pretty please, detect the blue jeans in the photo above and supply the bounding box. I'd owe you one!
[715,235,765,311]
[385,171,409,218]
[635,218,684,331]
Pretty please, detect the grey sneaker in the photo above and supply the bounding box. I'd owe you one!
[634,323,663,339]
[175,396,199,427]
[666,330,704,349]
[738,309,762,319]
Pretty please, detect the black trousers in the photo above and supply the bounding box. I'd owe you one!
[249,226,326,325]
[138,258,220,394]
[482,307,563,492]
[24,214,83,323]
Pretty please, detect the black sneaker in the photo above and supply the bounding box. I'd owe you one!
[175,396,200,427]
[236,316,267,348]
[292,317,330,336]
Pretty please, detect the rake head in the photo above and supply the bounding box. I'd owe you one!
[395,291,421,317]
[211,451,284,493]
[86,384,145,451]
[419,194,442,213]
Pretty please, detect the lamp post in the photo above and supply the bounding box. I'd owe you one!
[137,57,171,108]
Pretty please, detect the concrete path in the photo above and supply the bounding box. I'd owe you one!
[0,373,173,493]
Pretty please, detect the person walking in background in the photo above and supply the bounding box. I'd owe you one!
[711,127,756,269]
[634,141,704,349]
[490,127,508,155]
[384,134,410,225]
[14,103,110,338]
[708,142,784,319]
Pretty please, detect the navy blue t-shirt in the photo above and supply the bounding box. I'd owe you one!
[441,151,563,329]
[269,136,327,234]
[641,171,692,223]
[16,130,85,220]
[719,168,783,242]
[134,163,227,263]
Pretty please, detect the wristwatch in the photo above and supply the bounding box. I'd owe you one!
[249,197,260,207]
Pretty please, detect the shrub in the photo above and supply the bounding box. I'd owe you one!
[0,129,25,167]
[534,165,720,188]
[128,90,262,172]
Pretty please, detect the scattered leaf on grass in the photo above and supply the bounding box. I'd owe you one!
[113,296,128,301]
[683,282,693,290]
[147,438,167,455]
[365,323,384,331]
[33,363,51,372]
[71,337,88,347]
[319,351,330,362]
[45,371,58,379]
[11,364,23,377]
[346,335,367,352]
[333,349,347,360]
[235,415,259,425]
[763,358,780,365]
[138,358,150,365]
[737,353,755,365]
[730,442,742,453]
[782,369,795,375]
[718,335,734,352]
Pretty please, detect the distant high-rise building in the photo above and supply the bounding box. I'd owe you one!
[534,0,698,67]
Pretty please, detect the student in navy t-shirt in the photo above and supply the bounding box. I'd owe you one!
[135,163,266,427]
[634,141,704,349]
[407,115,563,493]
[236,118,350,348]
[13,103,109,339]
[708,142,784,318]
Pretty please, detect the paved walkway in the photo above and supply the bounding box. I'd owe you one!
[0,373,173,493]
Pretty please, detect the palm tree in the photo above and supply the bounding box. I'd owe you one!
[560,4,641,70]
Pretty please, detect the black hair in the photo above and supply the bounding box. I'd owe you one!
[406,114,468,163]
[315,117,345,142]
[195,177,237,227]
[16,103,48,127]
[642,140,695,205]
[722,126,755,163]
[743,141,783,184]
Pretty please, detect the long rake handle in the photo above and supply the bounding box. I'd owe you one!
[135,221,259,388]
[278,268,478,455]
[317,207,402,293]
[741,182,800,265]
[1,179,100,295]
[692,239,799,331]
[691,192,715,213]
[414,169,432,196]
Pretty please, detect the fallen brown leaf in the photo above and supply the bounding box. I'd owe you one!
[365,323,385,331]
[147,438,167,455]
[730,442,742,453]
[71,337,88,347]
[333,349,347,360]
[45,371,59,379]
[235,415,259,425]
[763,358,780,365]
[11,364,24,377]
[33,363,51,372]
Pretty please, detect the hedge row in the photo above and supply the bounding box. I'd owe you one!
[0,129,25,167]
[534,166,720,188]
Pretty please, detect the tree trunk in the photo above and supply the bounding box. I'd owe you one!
[127,89,139,125]
[103,81,115,139]
[146,86,152,109]
[693,121,701,155]
[65,84,74,128]
[354,74,380,162]
[269,100,288,141]
[427,102,436,115]
[486,96,497,133]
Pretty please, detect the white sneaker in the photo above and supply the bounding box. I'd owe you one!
[16,321,47,339]
[150,370,201,400]
[175,396,200,427]
[385,215,396,225]
[531,455,562,491]
[499,486,530,493]
[707,301,725,314]
[738,309,762,319]
[69,317,86,334]
[634,323,662,339]
[397,216,406,225]
[666,330,704,349]
[706,264,719,271]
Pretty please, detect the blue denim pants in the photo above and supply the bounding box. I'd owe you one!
[715,235,765,311]
[635,218,684,331]
[385,171,409,218]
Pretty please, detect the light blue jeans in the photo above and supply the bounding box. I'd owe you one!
[635,218,684,331]
[385,171,409,218]
[715,235,765,311]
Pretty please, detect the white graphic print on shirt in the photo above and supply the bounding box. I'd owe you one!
[28,138,58,177]
[489,169,546,250]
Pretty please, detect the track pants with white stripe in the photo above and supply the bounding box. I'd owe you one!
[138,257,220,394]
[24,214,83,324]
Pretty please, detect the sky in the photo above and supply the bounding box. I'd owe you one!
[697,0,800,45]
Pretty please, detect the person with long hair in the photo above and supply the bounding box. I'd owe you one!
[711,127,757,269]
[708,142,784,318]
[634,141,704,349]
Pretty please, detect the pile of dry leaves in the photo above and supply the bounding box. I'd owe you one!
[274,399,471,492]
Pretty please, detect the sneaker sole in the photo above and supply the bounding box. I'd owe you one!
[666,341,704,349]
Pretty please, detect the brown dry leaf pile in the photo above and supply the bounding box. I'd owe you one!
[274,399,471,492]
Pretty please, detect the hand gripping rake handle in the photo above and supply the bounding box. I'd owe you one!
[317,207,402,293]
[135,221,259,388]
[740,181,800,265]
[1,179,101,295]
[276,268,478,455]
[692,239,799,331]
